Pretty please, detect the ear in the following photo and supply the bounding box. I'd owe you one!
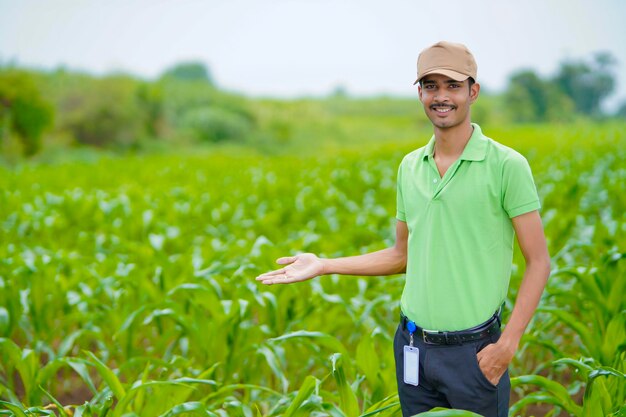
[470,82,480,104]
[417,84,423,102]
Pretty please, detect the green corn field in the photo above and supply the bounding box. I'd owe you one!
[0,122,625,416]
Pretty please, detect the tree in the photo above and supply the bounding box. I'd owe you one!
[553,52,616,116]
[161,62,213,84]
[0,69,53,156]
[505,69,573,123]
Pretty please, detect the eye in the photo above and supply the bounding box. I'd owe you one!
[449,83,461,89]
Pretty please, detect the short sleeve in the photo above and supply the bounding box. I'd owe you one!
[396,161,406,222]
[502,153,541,218]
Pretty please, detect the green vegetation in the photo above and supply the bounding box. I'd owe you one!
[0,51,623,160]
[0,62,258,158]
[0,54,625,415]
[0,120,625,415]
[0,70,54,156]
[504,52,620,123]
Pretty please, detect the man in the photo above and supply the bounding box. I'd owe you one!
[256,41,550,417]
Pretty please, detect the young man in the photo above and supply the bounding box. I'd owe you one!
[256,41,550,417]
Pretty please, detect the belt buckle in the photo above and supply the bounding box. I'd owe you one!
[422,329,436,345]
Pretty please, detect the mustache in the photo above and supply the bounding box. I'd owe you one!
[430,104,456,109]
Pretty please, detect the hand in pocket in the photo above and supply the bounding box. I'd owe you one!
[476,342,515,386]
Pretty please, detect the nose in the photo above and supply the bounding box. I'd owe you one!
[434,92,449,102]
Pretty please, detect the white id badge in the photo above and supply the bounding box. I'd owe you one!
[403,345,419,386]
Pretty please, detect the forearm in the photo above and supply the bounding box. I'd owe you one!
[321,246,406,277]
[500,257,551,349]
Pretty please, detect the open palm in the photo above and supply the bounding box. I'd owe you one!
[255,253,325,285]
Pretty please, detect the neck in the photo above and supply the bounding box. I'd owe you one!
[433,121,474,158]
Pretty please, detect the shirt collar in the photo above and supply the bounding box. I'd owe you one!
[422,123,487,162]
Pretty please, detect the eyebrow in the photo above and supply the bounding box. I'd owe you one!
[422,79,463,85]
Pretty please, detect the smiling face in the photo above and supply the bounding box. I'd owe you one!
[418,74,480,130]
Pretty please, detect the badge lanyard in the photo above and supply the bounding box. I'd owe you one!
[404,320,419,386]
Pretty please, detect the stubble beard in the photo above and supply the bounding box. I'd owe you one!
[425,105,471,130]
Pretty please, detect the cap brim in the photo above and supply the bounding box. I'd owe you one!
[413,69,470,85]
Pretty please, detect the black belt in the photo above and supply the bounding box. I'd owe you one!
[400,308,502,345]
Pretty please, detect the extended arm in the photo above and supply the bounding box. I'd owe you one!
[255,220,408,285]
[477,210,551,384]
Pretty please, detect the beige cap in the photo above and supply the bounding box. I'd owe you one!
[413,41,477,85]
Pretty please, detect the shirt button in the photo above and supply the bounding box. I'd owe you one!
[433,179,438,183]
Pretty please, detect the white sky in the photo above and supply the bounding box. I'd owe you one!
[1,0,626,107]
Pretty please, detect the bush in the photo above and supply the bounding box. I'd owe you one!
[180,106,253,143]
[159,79,256,130]
[59,75,146,147]
[0,69,53,156]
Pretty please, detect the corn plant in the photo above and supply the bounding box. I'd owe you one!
[1,122,625,416]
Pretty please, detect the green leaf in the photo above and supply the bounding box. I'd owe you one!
[605,269,626,313]
[553,357,594,379]
[601,312,626,363]
[133,363,151,413]
[363,392,400,415]
[510,392,573,415]
[539,307,597,356]
[39,385,69,417]
[606,403,626,417]
[356,333,380,387]
[84,351,127,400]
[283,376,318,417]
[158,402,214,417]
[17,348,38,404]
[582,382,603,417]
[269,331,350,362]
[112,378,217,417]
[0,307,10,336]
[100,395,114,417]
[511,375,582,415]
[257,344,289,393]
[360,401,400,417]
[0,401,28,417]
[65,359,98,395]
[331,353,359,417]
[588,366,626,381]
[202,383,281,405]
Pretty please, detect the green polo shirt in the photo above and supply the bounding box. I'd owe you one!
[396,123,540,331]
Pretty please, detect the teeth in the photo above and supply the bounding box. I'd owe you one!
[434,107,452,113]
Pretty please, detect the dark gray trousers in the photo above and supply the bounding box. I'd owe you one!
[393,322,510,417]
